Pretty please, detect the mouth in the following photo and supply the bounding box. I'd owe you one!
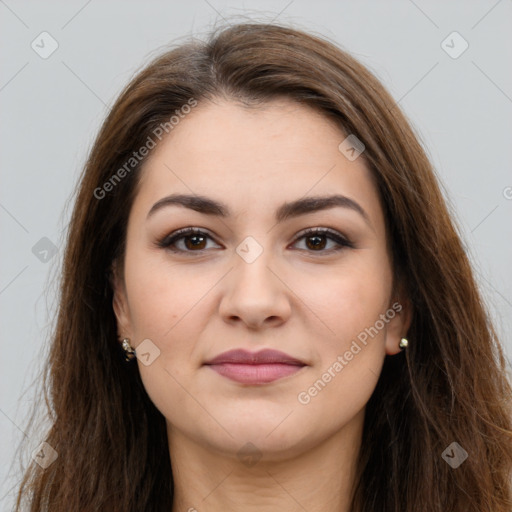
[203,348,307,385]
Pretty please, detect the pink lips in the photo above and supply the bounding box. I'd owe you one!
[203,349,306,384]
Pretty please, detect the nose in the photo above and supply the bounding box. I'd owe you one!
[219,246,292,330]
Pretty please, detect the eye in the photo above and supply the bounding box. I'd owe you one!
[291,227,353,253]
[156,228,220,253]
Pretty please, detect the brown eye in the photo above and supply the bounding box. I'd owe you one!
[293,228,353,253]
[183,234,208,250]
[305,234,327,251]
[157,228,221,253]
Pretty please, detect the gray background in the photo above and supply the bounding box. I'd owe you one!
[1,0,511,508]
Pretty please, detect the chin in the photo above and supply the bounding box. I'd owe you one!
[199,415,314,460]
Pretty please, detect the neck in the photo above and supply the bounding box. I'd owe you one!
[168,409,364,512]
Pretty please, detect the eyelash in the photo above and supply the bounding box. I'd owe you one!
[156,227,354,255]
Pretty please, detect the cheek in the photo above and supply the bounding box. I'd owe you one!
[292,279,391,436]
[124,251,206,337]
[123,252,218,386]
[296,251,392,407]
[300,251,392,346]
[123,257,209,421]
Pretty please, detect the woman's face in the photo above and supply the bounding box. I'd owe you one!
[112,98,409,460]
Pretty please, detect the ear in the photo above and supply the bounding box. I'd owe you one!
[384,288,413,356]
[109,259,133,340]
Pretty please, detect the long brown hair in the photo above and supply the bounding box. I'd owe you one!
[15,22,512,511]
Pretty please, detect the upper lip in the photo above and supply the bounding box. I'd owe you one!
[204,349,306,366]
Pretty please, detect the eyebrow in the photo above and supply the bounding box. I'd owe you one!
[146,193,372,227]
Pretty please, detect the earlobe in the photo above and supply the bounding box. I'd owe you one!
[384,295,413,356]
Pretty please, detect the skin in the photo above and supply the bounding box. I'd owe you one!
[112,98,411,512]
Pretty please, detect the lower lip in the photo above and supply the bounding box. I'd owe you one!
[205,363,305,384]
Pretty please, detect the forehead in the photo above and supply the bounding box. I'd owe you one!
[131,98,383,230]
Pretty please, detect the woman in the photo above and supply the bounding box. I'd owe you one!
[16,22,512,511]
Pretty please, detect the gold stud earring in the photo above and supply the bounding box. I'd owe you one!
[121,338,136,361]
[399,338,409,349]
